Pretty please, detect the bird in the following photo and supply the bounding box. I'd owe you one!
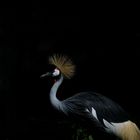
[40,54,140,140]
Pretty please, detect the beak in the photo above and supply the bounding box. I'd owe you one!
[40,72,51,78]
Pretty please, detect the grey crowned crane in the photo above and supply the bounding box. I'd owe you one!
[40,54,140,140]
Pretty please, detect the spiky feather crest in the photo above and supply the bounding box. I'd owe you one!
[49,54,75,79]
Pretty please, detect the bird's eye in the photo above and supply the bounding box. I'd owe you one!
[52,68,60,76]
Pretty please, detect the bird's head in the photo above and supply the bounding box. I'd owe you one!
[40,54,75,80]
[40,64,61,79]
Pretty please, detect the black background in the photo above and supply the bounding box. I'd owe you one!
[0,5,139,140]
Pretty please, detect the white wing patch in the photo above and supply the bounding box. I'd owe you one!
[103,119,130,137]
[103,119,115,133]
[85,108,90,113]
[85,107,98,120]
[91,107,98,120]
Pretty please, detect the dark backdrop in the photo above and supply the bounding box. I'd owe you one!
[0,6,138,140]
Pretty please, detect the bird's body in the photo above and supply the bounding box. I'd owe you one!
[62,90,129,123]
[41,54,140,140]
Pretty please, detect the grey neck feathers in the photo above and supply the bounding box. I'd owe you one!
[50,75,63,110]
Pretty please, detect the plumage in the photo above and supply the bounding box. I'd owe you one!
[61,91,129,124]
[41,54,140,140]
[49,54,75,79]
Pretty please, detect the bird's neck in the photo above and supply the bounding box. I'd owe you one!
[50,75,63,110]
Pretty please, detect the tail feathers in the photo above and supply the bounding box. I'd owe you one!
[117,121,140,140]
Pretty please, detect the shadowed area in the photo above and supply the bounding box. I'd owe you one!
[0,6,138,140]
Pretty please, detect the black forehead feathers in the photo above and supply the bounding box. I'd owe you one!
[47,64,57,72]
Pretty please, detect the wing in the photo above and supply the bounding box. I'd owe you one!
[61,92,129,127]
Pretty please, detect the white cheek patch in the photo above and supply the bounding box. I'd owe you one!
[53,68,60,76]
